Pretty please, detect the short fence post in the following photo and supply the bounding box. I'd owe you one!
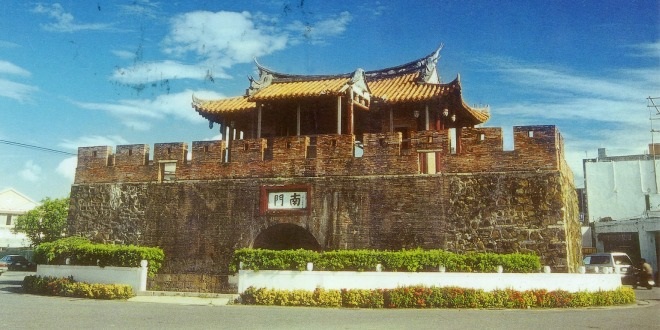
[139,260,148,292]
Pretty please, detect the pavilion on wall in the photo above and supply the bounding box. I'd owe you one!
[191,47,490,161]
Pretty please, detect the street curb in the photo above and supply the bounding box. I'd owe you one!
[129,291,238,306]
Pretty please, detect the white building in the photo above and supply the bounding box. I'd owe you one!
[0,188,38,248]
[583,147,660,278]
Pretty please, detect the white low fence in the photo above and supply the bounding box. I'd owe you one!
[36,260,148,293]
[238,269,622,294]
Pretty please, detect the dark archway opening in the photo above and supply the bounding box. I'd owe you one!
[252,223,322,251]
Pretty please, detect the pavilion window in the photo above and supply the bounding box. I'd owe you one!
[419,152,437,174]
[159,161,177,182]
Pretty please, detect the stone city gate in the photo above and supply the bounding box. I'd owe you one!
[252,223,322,251]
[67,49,582,292]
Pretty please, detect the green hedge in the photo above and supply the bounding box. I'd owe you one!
[240,286,636,309]
[34,237,165,277]
[230,249,541,273]
[23,275,134,300]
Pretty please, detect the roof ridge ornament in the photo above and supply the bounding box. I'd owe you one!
[247,64,273,96]
[417,43,443,84]
[350,68,365,84]
[191,93,203,106]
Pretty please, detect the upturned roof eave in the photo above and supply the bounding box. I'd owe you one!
[254,46,442,83]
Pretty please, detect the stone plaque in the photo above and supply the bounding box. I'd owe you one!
[267,191,307,210]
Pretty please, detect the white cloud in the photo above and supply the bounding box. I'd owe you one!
[118,0,160,19]
[493,98,644,125]
[32,3,111,32]
[112,50,137,60]
[20,161,41,182]
[111,60,229,85]
[0,40,19,48]
[163,11,288,64]
[74,100,162,119]
[287,11,352,45]
[56,156,77,181]
[0,60,37,102]
[59,135,129,150]
[74,89,225,130]
[628,41,660,58]
[0,78,38,102]
[0,60,31,76]
[110,9,352,86]
[489,58,651,102]
[480,46,660,186]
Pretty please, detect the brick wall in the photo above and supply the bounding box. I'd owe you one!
[74,126,561,184]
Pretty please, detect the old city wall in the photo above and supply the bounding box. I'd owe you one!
[68,125,580,291]
[68,174,580,274]
[73,126,560,184]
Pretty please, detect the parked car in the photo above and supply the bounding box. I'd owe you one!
[0,255,37,272]
[583,252,635,285]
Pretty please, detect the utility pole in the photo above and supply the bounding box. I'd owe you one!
[648,96,660,193]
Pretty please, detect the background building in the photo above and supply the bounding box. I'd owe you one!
[0,188,37,249]
[583,146,660,278]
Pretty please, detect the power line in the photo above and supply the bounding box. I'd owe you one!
[0,139,76,156]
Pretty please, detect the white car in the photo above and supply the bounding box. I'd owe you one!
[583,252,635,284]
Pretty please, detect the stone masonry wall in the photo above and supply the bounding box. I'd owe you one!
[68,170,580,277]
[68,125,581,291]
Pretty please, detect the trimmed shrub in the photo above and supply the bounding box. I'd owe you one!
[239,285,635,309]
[22,275,134,300]
[34,237,164,277]
[313,288,342,307]
[230,248,541,274]
[240,287,341,307]
[341,289,385,308]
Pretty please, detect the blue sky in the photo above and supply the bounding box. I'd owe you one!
[0,0,658,202]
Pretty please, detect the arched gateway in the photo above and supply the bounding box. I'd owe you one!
[252,223,321,251]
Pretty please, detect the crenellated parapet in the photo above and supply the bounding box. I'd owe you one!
[442,125,561,173]
[74,125,563,184]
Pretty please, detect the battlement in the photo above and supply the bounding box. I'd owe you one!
[74,125,563,184]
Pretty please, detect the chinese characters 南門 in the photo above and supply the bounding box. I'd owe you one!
[270,191,306,209]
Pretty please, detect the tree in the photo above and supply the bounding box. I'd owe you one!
[13,197,69,246]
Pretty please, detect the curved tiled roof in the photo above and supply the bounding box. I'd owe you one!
[192,47,490,125]
[369,73,456,103]
[250,77,350,101]
[192,95,255,118]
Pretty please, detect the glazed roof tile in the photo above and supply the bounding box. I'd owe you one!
[193,96,255,115]
[192,47,490,124]
[369,73,453,103]
[249,77,350,101]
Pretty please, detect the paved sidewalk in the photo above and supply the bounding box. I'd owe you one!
[129,291,239,306]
